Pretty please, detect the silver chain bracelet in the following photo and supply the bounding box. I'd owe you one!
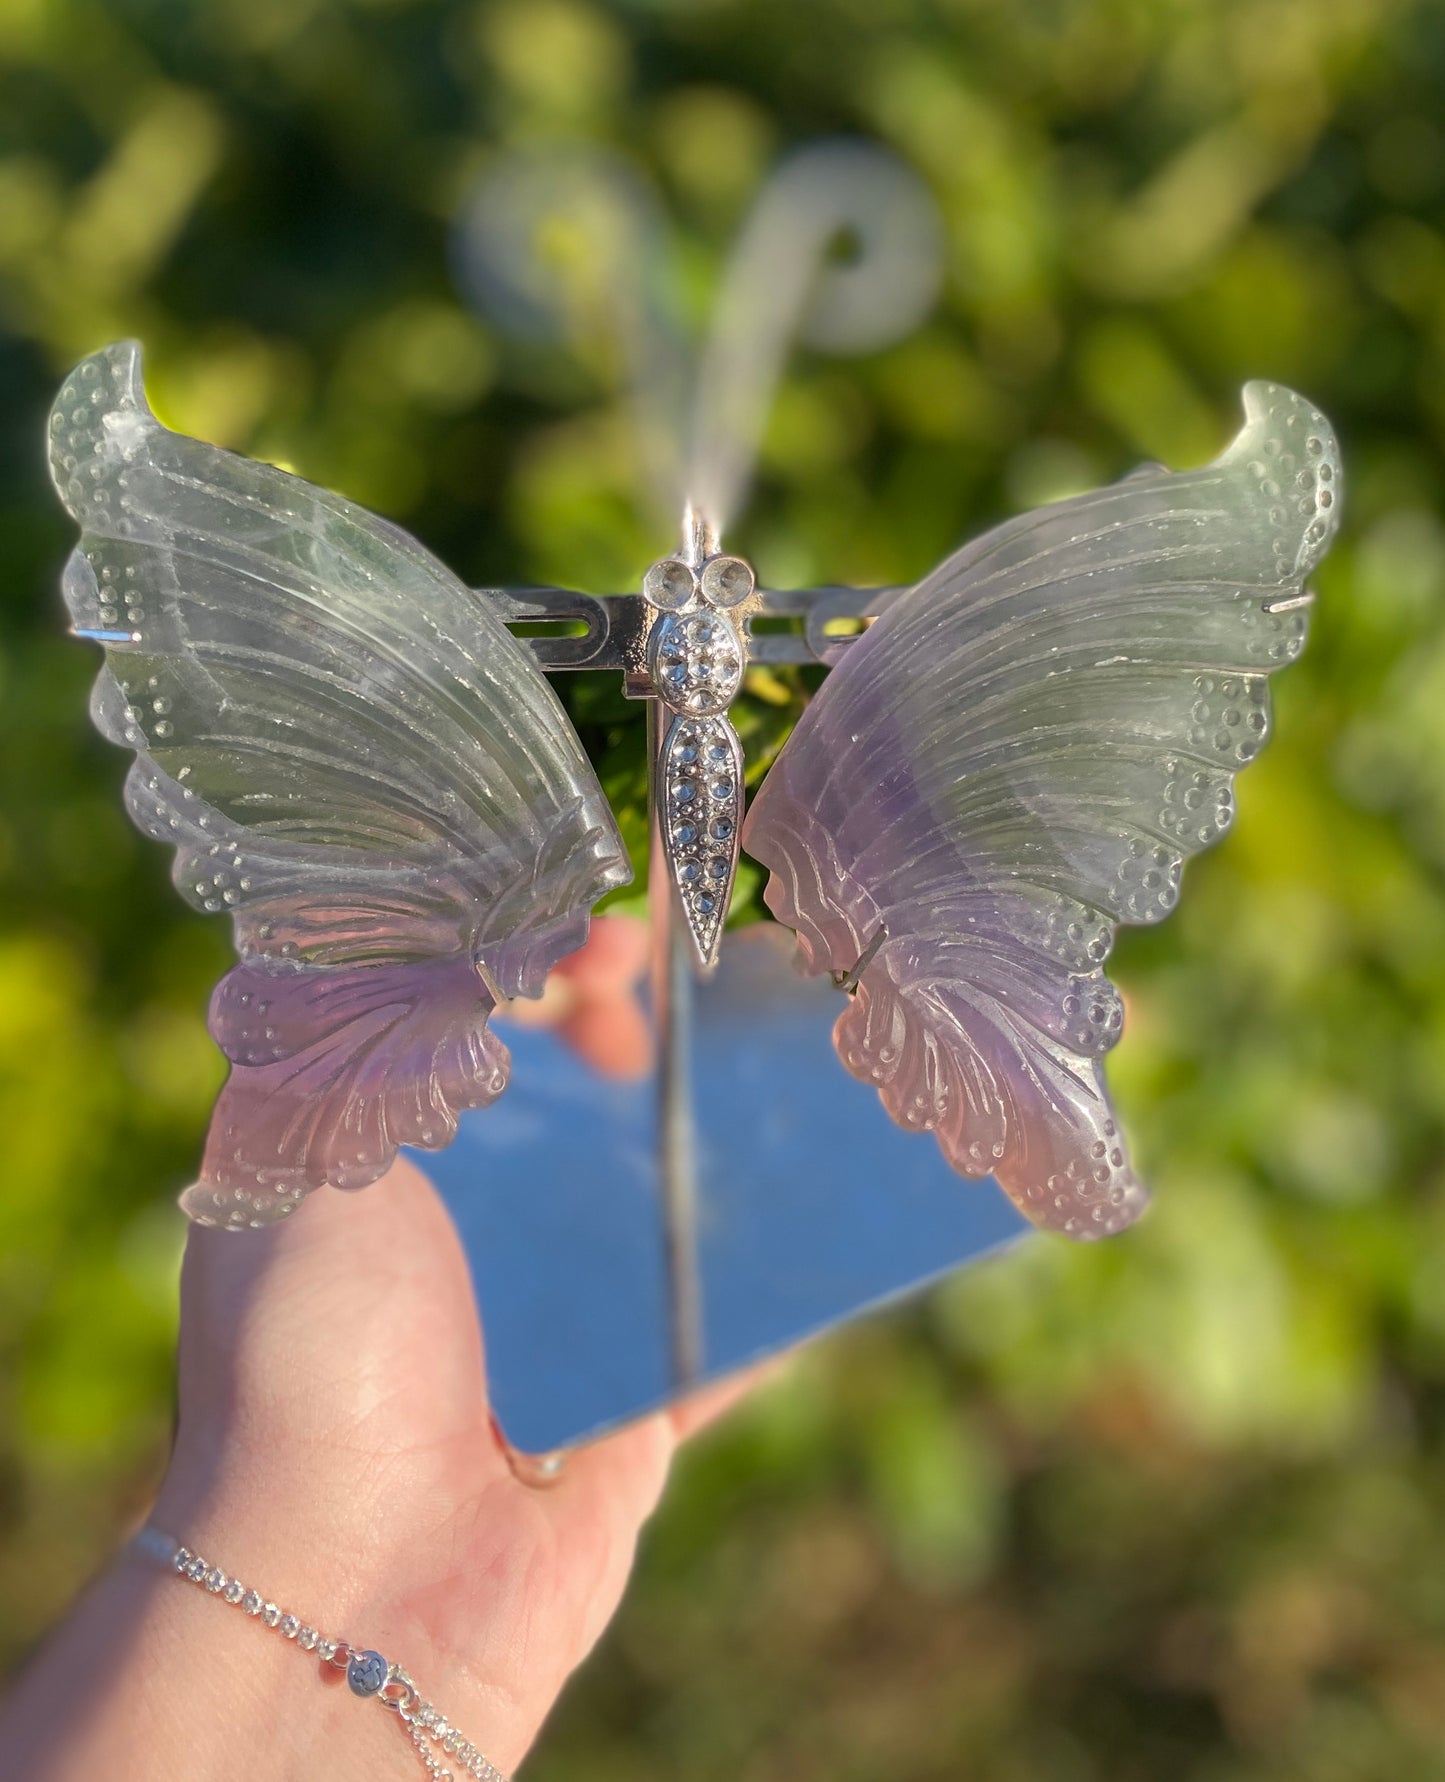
[133,1527,509,1781]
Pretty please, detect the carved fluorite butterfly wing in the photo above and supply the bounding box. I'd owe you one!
[743,383,1340,1239]
[51,341,631,1227]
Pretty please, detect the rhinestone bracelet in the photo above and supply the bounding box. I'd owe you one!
[132,1527,508,1781]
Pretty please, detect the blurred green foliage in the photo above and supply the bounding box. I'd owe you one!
[5,0,1445,1776]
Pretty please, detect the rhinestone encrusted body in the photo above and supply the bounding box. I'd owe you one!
[660,714,743,965]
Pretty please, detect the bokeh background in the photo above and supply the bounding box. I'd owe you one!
[5,0,1445,1776]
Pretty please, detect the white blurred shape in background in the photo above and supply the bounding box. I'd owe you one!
[451,138,943,543]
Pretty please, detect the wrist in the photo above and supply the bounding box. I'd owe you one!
[149,1430,543,1747]
[0,1540,407,1781]
[1,1498,534,1782]
[153,1459,539,1765]
[159,1531,508,1780]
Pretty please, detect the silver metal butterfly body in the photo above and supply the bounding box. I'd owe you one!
[51,343,1341,1236]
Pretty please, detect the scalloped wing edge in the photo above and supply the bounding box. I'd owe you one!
[742,380,1341,1241]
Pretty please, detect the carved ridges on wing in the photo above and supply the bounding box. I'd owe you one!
[811,601,1306,894]
[52,341,505,665]
[835,956,1146,1240]
[120,742,472,959]
[750,684,1253,947]
[753,793,880,975]
[815,385,1336,791]
[182,953,510,1230]
[748,394,1332,939]
[889,380,1339,635]
[754,783,1130,1003]
[85,617,509,856]
[744,383,1340,1241]
[755,789,1146,1238]
[124,747,622,997]
[52,343,593,841]
[52,341,632,991]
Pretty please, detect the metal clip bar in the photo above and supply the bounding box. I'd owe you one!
[485,583,910,672]
[478,586,627,671]
[750,583,909,665]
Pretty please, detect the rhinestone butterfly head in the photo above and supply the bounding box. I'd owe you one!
[639,525,758,970]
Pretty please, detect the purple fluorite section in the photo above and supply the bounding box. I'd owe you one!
[180,953,509,1229]
[50,341,632,1226]
[744,382,1341,1239]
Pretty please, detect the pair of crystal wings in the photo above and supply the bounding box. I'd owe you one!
[50,342,1340,1236]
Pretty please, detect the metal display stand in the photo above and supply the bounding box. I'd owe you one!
[422,141,1030,1454]
[421,571,1027,1457]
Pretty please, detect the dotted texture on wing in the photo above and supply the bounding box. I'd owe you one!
[742,383,1340,1240]
[50,342,631,1226]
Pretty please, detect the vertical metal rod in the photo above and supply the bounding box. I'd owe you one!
[648,697,704,1388]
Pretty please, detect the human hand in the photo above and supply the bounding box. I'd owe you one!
[497,912,654,1078]
[1,919,752,1780]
